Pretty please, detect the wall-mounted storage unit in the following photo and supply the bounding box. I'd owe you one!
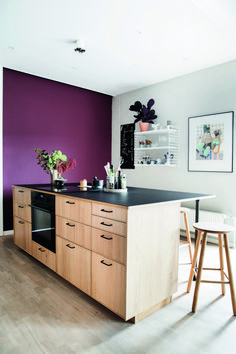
[134,128,178,167]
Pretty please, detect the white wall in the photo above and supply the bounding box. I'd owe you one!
[0,66,3,234]
[112,60,236,216]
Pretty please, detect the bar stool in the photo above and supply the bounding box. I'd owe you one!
[187,222,236,315]
[180,207,193,264]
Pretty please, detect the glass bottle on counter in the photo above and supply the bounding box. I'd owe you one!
[117,170,122,189]
[109,164,115,189]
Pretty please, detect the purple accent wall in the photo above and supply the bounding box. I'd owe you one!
[3,68,112,230]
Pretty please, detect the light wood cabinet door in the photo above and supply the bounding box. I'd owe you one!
[56,236,91,295]
[56,196,91,225]
[92,203,127,222]
[91,228,126,265]
[92,252,126,318]
[56,216,91,249]
[32,241,56,271]
[14,187,31,205]
[14,216,32,254]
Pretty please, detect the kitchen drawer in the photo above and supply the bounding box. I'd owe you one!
[14,187,31,205]
[92,215,127,237]
[56,196,91,225]
[32,241,56,272]
[92,202,127,222]
[14,203,31,222]
[14,216,32,254]
[92,228,126,264]
[56,216,91,249]
[92,252,126,318]
[56,236,91,295]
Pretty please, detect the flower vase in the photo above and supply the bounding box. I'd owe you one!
[139,122,149,132]
[50,169,58,185]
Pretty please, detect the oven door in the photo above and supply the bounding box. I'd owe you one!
[31,204,55,253]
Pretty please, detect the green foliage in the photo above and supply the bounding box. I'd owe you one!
[35,148,68,174]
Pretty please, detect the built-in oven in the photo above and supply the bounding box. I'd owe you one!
[29,191,55,253]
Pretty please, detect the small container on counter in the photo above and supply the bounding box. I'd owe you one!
[122,174,126,189]
[80,179,87,191]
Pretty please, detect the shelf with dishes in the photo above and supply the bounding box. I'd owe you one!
[134,128,178,166]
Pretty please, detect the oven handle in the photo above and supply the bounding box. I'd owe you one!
[28,204,53,213]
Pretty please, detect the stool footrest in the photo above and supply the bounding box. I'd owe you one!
[200,279,230,285]
[193,267,230,281]
[202,267,221,271]
[194,267,224,271]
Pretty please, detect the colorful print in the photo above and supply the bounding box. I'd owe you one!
[196,124,224,160]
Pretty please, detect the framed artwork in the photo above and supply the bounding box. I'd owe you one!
[188,111,234,172]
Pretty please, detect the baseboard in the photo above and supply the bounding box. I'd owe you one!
[0,229,14,236]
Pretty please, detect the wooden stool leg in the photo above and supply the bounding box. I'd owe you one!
[218,234,225,295]
[184,212,193,263]
[223,234,236,316]
[187,230,202,293]
[192,232,207,313]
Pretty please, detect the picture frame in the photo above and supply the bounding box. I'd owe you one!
[188,111,234,172]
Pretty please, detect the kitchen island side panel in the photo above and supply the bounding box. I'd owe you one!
[126,202,180,320]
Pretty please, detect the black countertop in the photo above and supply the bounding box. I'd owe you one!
[14,183,213,207]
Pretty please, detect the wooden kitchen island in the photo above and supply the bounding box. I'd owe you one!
[12,184,211,323]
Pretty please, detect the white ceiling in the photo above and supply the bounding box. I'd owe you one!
[1,0,236,96]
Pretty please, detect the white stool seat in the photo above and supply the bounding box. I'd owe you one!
[193,222,234,234]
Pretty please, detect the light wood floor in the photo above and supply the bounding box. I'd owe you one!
[0,234,236,354]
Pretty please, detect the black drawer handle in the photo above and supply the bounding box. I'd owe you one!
[100,222,113,227]
[18,190,24,193]
[18,220,24,224]
[66,243,75,249]
[38,248,46,252]
[66,201,75,205]
[100,235,113,240]
[101,260,112,267]
[100,208,113,213]
[18,205,24,208]
[66,222,75,227]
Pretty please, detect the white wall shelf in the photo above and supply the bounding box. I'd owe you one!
[134,128,178,166]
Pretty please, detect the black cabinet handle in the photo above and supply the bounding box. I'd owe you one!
[18,205,24,208]
[66,201,75,205]
[101,260,112,267]
[18,190,24,193]
[38,248,46,252]
[66,243,75,249]
[18,220,24,224]
[100,222,113,227]
[100,235,113,240]
[66,222,75,227]
[100,209,113,213]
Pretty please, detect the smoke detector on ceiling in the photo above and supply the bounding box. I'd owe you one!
[74,39,86,53]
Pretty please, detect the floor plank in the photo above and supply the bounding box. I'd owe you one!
[0,234,236,353]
